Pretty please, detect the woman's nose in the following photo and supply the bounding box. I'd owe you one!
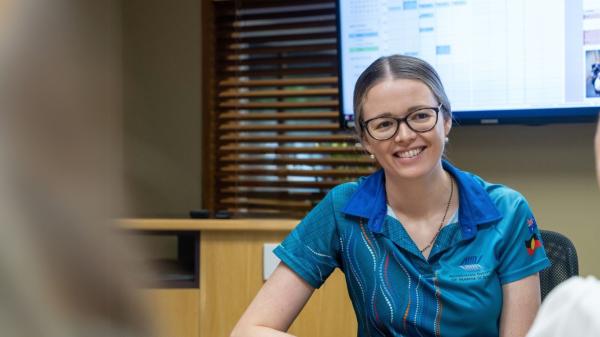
[393,121,417,143]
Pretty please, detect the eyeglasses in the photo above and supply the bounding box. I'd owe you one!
[360,104,443,141]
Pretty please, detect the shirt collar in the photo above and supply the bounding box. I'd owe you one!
[341,160,502,240]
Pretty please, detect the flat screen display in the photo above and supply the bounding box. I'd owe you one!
[338,0,600,125]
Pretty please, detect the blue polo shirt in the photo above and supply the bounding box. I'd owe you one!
[274,161,550,337]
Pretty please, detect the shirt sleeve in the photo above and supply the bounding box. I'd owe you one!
[496,195,550,285]
[273,191,341,289]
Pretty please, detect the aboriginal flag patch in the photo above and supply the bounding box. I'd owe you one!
[525,233,542,255]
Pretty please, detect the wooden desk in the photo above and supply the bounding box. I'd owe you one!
[121,219,357,337]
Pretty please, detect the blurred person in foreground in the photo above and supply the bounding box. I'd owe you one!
[525,116,600,337]
[0,1,155,336]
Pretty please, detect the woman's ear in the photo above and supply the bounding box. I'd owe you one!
[444,116,452,136]
[360,136,374,157]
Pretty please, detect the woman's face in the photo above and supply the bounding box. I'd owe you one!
[361,78,451,181]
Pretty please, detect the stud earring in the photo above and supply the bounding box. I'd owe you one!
[445,136,449,143]
[368,153,375,159]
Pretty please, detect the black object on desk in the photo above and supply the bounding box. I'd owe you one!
[190,209,210,219]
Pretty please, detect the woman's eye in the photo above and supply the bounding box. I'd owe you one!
[410,111,433,121]
[374,120,394,129]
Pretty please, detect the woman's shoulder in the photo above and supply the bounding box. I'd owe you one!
[447,161,527,207]
[466,172,528,206]
[327,180,360,208]
[463,173,535,238]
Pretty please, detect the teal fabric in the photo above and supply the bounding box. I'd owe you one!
[274,161,550,337]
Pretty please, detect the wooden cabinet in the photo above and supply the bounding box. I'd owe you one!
[123,219,357,337]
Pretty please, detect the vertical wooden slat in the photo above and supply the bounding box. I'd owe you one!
[201,0,218,212]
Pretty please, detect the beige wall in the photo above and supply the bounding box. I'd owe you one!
[122,0,202,217]
[449,123,600,277]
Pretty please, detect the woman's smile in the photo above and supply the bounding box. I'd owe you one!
[393,146,426,159]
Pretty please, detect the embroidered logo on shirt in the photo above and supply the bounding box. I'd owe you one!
[459,255,482,271]
[526,217,538,234]
[525,233,542,255]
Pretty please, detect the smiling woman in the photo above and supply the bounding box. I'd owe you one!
[231,55,551,337]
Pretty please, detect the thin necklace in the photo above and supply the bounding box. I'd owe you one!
[419,175,454,254]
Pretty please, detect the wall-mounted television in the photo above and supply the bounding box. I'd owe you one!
[337,0,600,126]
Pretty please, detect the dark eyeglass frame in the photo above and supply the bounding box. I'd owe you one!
[360,103,443,141]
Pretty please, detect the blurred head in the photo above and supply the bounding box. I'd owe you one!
[0,1,154,336]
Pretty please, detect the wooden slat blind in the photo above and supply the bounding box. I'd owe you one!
[203,0,375,218]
